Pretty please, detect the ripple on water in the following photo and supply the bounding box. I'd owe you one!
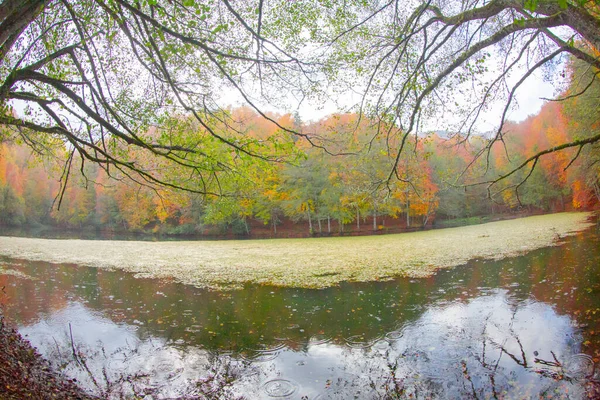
[500,293,519,308]
[404,323,445,349]
[152,363,184,383]
[144,351,185,388]
[563,354,595,379]
[184,324,203,333]
[402,350,463,382]
[255,342,287,353]
[384,330,403,342]
[344,334,372,349]
[240,348,281,362]
[417,364,460,383]
[407,303,425,313]
[206,348,234,358]
[308,334,332,346]
[313,377,377,400]
[425,339,465,363]
[372,339,389,352]
[262,378,298,398]
[106,354,144,372]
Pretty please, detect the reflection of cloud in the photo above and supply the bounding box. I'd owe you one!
[20,302,139,353]
[400,291,579,395]
[19,303,231,398]
[422,291,575,363]
[19,292,591,399]
[236,290,588,399]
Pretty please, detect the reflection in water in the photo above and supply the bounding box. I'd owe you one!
[13,292,593,399]
[1,228,600,398]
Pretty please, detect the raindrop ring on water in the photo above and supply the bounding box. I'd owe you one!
[563,354,595,379]
[262,378,299,398]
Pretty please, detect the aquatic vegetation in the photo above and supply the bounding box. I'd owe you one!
[0,212,594,290]
[0,264,34,280]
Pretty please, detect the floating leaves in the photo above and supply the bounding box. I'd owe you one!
[0,212,594,290]
[0,265,35,280]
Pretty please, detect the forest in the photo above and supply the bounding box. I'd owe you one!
[1,58,598,238]
[0,0,599,239]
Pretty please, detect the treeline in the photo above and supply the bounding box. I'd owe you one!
[1,70,598,237]
[0,111,439,236]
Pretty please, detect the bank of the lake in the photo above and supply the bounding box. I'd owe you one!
[0,212,594,290]
[0,315,93,399]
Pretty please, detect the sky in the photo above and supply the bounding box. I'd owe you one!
[232,69,559,133]
[221,48,562,135]
[10,64,557,140]
[480,69,558,127]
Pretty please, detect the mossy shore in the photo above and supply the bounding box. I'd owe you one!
[0,212,594,290]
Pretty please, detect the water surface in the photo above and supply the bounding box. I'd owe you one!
[1,227,599,398]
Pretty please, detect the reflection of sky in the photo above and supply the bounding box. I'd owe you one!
[20,303,139,353]
[18,290,589,399]
[19,304,213,398]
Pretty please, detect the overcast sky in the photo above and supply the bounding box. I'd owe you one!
[287,70,558,132]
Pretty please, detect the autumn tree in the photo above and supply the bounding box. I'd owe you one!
[314,0,599,196]
[562,56,600,208]
[0,0,310,199]
[1,0,598,210]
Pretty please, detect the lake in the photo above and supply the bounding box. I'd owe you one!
[1,224,599,399]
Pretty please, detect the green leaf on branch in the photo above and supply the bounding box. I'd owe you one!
[524,0,538,12]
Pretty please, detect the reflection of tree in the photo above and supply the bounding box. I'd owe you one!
[2,258,433,351]
[188,351,246,400]
[4,231,600,398]
[459,306,597,399]
[12,285,600,399]
[42,328,246,399]
[0,260,72,325]
[308,292,599,399]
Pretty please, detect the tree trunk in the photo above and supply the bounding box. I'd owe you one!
[0,0,48,60]
[406,199,410,227]
[307,210,313,234]
[317,217,322,233]
[356,208,360,230]
[536,2,600,53]
[423,200,433,228]
[373,209,376,231]
[327,215,331,233]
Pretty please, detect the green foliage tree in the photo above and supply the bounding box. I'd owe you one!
[280,155,330,234]
[0,184,25,225]
[0,0,307,200]
[1,0,598,202]
[314,0,600,197]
